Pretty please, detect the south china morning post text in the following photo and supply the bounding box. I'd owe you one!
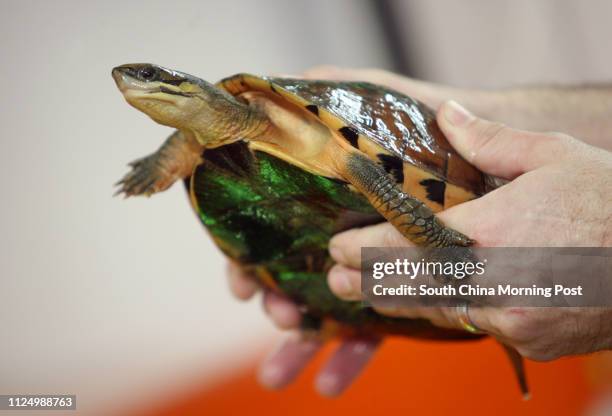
[370,257,582,298]
[361,247,612,307]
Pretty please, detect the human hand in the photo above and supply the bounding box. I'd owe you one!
[302,66,493,115]
[225,67,612,394]
[226,262,381,396]
[327,99,612,361]
[302,66,612,151]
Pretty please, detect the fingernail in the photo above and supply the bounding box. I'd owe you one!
[329,268,353,297]
[315,373,340,397]
[258,365,283,388]
[329,245,345,263]
[443,100,473,127]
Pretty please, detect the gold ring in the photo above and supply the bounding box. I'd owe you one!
[456,302,485,334]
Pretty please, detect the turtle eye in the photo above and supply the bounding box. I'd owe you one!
[138,66,159,82]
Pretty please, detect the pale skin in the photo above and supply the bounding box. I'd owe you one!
[228,67,612,396]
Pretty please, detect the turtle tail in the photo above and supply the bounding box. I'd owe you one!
[500,342,530,400]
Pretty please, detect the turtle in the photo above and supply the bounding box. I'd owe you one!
[111,63,527,396]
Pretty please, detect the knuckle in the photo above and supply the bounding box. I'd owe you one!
[468,121,508,164]
[539,131,582,153]
[475,121,507,145]
[490,308,538,342]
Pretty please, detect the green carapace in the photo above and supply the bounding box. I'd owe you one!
[112,63,527,395]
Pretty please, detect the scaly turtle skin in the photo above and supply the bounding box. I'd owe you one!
[112,64,527,395]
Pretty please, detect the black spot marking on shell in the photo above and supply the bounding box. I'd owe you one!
[269,83,279,94]
[339,126,359,148]
[420,178,446,205]
[378,154,404,184]
[305,104,319,116]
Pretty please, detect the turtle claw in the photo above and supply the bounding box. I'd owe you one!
[114,154,173,198]
[128,156,146,168]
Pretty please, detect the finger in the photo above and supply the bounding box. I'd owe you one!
[315,337,382,397]
[374,306,460,330]
[327,264,362,301]
[438,100,579,179]
[258,333,322,389]
[302,66,449,108]
[373,304,494,335]
[302,65,355,79]
[463,306,512,341]
[435,187,509,246]
[433,305,494,334]
[271,73,302,78]
[303,66,393,82]
[329,222,411,269]
[226,262,259,300]
[262,290,302,329]
[301,66,419,92]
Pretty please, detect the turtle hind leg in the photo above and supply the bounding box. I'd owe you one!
[342,152,474,248]
[116,130,203,197]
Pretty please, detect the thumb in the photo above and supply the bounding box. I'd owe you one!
[437,100,577,179]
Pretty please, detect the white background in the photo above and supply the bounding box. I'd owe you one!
[0,1,389,414]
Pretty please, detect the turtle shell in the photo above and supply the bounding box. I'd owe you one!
[189,142,476,340]
[218,74,486,212]
[185,74,486,340]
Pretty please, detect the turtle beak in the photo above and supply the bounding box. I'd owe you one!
[112,67,131,92]
[112,66,142,93]
[112,66,163,98]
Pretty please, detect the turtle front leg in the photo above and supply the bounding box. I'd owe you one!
[343,153,474,247]
[116,130,203,197]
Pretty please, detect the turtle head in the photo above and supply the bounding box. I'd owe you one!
[112,63,259,146]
